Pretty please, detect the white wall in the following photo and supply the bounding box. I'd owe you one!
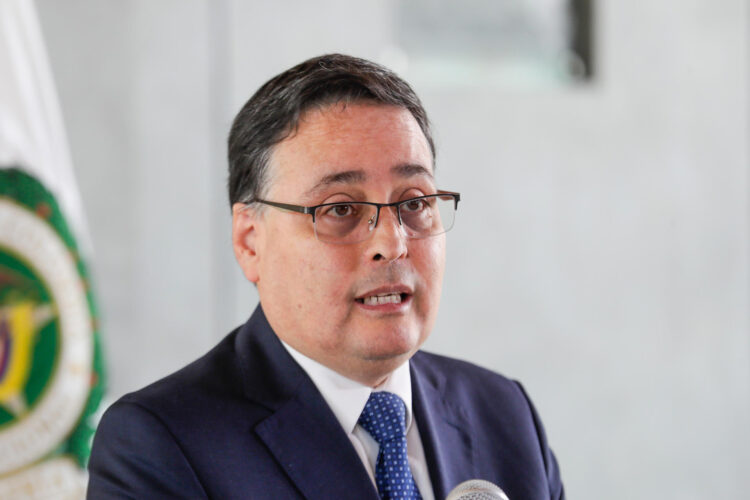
[37,1,749,498]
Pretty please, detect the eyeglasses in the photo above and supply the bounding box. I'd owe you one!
[246,191,460,245]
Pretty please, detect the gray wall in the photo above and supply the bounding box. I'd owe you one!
[36,1,750,498]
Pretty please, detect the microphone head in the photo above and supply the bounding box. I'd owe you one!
[445,479,510,500]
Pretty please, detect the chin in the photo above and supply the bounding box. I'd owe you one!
[359,327,424,362]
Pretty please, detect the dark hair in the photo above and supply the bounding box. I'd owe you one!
[227,53,435,206]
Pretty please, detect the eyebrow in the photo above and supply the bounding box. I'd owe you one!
[391,163,433,179]
[305,163,434,197]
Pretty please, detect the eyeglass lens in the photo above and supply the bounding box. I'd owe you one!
[313,195,456,244]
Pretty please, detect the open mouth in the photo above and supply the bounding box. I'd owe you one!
[355,292,410,306]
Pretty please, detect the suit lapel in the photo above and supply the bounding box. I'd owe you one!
[238,306,379,500]
[411,354,476,499]
[255,385,379,499]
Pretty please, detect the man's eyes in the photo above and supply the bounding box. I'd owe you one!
[322,198,428,213]
[319,196,433,218]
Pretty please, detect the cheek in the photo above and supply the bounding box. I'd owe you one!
[412,238,446,311]
[293,248,355,305]
[419,238,446,284]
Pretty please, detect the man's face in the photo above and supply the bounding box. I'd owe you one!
[233,103,445,387]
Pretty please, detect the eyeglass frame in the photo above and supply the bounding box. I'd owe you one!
[243,190,461,243]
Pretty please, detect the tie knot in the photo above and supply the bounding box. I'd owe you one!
[358,391,407,444]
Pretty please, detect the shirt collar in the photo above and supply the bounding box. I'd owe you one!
[280,339,413,434]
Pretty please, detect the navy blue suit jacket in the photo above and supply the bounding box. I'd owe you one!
[88,306,564,499]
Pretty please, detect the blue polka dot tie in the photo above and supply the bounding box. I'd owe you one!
[358,392,423,500]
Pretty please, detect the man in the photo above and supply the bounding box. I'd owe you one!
[88,54,564,499]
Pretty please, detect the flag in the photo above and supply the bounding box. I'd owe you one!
[0,0,105,498]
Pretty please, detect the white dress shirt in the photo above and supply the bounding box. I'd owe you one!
[281,341,435,500]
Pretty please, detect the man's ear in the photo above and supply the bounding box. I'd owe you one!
[232,203,262,283]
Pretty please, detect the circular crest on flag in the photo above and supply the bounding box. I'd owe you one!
[0,168,104,480]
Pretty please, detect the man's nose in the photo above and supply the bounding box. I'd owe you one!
[367,206,408,262]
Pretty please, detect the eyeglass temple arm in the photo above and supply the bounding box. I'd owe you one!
[251,199,315,215]
[436,190,461,207]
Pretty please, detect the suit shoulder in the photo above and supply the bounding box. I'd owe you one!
[88,397,208,498]
[411,350,565,499]
[411,350,532,413]
[412,350,518,386]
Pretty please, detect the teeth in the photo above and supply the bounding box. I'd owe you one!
[363,293,402,306]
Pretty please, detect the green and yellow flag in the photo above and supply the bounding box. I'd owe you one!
[0,0,105,498]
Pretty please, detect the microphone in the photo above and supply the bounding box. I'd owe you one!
[445,479,510,500]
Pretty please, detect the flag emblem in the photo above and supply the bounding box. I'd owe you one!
[0,169,104,496]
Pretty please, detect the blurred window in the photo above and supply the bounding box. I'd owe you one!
[383,0,593,88]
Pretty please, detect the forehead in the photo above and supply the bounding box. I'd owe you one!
[267,103,434,199]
